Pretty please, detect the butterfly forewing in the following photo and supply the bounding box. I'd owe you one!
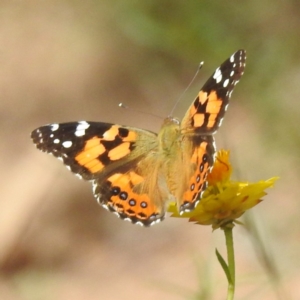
[181,49,246,135]
[31,121,157,180]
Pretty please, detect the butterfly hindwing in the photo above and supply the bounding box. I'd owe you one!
[178,135,215,212]
[93,169,165,226]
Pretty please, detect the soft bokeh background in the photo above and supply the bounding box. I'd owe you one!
[0,1,299,299]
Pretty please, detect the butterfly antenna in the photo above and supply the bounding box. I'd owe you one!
[168,61,204,117]
[119,103,163,120]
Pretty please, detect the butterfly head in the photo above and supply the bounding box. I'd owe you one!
[164,116,180,125]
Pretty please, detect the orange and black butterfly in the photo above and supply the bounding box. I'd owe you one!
[31,49,246,226]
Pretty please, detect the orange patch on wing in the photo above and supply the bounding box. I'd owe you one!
[189,102,197,115]
[107,173,123,183]
[196,142,208,161]
[108,171,144,186]
[84,159,104,173]
[75,143,106,165]
[207,90,218,101]
[129,171,144,185]
[108,142,131,160]
[108,173,129,185]
[75,138,106,173]
[193,113,205,127]
[84,137,103,150]
[74,137,107,173]
[200,141,209,154]
[207,114,218,128]
[103,125,119,141]
[189,91,209,121]
[84,159,99,169]
[198,91,208,104]
[206,92,222,114]
[122,130,137,142]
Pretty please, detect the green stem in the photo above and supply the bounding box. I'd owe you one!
[224,226,235,300]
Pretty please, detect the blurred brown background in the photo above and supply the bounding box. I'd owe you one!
[0,1,299,299]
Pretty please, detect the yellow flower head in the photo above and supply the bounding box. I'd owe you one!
[168,150,278,230]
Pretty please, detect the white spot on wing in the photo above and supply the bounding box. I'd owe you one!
[79,121,90,129]
[230,53,235,63]
[75,173,82,179]
[75,121,90,137]
[92,183,97,194]
[223,78,229,87]
[75,130,85,137]
[51,124,59,131]
[62,141,72,148]
[102,204,109,211]
[213,67,222,83]
[54,138,60,144]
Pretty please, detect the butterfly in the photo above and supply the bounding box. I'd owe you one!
[31,49,246,226]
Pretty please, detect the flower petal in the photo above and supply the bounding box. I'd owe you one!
[167,149,279,229]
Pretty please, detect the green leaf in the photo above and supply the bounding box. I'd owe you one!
[215,248,232,284]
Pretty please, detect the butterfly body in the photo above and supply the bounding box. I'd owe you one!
[31,50,246,226]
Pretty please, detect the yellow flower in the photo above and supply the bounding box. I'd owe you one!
[168,150,278,229]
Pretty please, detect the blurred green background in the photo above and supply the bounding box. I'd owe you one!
[0,1,299,299]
